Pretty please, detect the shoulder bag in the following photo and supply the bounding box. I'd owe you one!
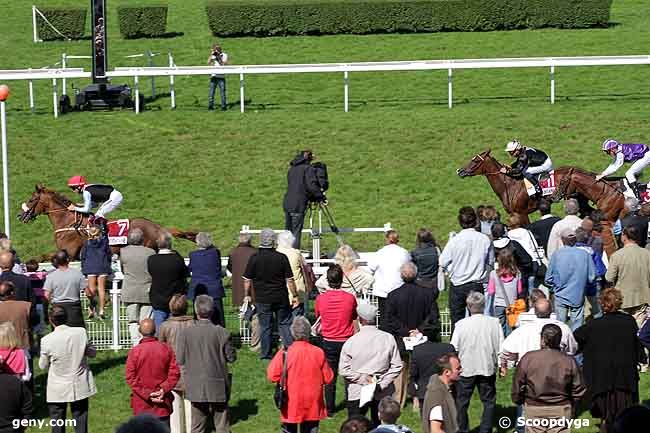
[273,348,288,409]
[526,230,548,279]
[494,273,527,328]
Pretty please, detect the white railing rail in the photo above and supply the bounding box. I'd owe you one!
[2,55,649,115]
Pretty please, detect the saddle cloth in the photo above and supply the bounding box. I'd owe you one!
[620,179,650,204]
[106,219,129,246]
[524,171,556,197]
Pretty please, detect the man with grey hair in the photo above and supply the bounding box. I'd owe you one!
[243,228,298,360]
[340,303,402,428]
[451,291,503,433]
[189,232,225,327]
[276,230,307,317]
[621,196,649,248]
[227,232,260,351]
[120,228,156,346]
[545,227,594,331]
[382,262,439,408]
[546,198,582,258]
[147,232,189,332]
[176,295,236,433]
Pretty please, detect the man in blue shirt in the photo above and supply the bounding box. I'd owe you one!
[544,227,595,331]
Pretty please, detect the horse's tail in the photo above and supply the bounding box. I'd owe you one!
[167,227,198,242]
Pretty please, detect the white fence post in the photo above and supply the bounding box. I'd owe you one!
[169,53,176,110]
[239,70,245,113]
[134,75,140,114]
[32,5,40,43]
[344,70,349,113]
[28,76,34,113]
[448,68,453,109]
[52,78,58,119]
[111,280,120,351]
[550,65,555,105]
[61,53,67,96]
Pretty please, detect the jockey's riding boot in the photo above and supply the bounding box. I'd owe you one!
[630,181,641,199]
[94,217,108,234]
[534,182,542,197]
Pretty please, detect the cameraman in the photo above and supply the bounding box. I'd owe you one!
[283,150,326,249]
[207,43,228,111]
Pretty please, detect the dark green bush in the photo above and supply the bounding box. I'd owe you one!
[117,6,168,39]
[36,7,87,41]
[205,0,613,37]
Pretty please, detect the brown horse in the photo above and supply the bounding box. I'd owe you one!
[457,149,592,224]
[18,185,198,259]
[549,167,626,222]
[549,167,628,256]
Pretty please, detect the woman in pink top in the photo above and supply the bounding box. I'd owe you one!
[0,322,30,382]
[314,265,357,417]
[486,249,522,337]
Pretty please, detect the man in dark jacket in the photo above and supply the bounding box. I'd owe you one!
[527,199,561,256]
[282,150,326,249]
[147,232,189,332]
[621,197,649,248]
[382,262,440,408]
[0,252,33,306]
[176,295,236,433]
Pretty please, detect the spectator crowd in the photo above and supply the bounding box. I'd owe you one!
[2,197,650,433]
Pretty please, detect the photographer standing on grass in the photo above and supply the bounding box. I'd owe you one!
[283,150,327,249]
[207,43,228,111]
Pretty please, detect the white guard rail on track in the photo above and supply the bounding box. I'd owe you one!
[1,55,650,116]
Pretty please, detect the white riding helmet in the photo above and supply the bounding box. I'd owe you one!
[505,140,522,153]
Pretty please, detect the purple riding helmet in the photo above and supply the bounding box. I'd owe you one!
[601,139,619,151]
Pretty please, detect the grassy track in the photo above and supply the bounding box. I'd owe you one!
[2,0,650,431]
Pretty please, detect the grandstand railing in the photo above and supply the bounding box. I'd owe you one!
[2,55,650,116]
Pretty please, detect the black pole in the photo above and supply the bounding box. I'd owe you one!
[91,0,108,83]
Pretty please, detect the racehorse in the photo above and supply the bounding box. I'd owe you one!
[549,168,626,222]
[457,149,592,224]
[549,168,628,256]
[18,185,198,259]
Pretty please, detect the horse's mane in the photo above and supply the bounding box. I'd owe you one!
[42,188,73,207]
[563,166,598,177]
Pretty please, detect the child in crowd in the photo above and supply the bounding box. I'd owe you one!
[477,204,501,237]
[369,397,412,433]
[24,259,49,335]
[80,225,112,320]
[486,249,522,337]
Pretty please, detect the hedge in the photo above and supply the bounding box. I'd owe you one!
[205,0,613,36]
[36,8,87,41]
[117,6,168,39]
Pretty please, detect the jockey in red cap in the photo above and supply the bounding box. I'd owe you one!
[67,176,123,228]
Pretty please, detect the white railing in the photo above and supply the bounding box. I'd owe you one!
[2,55,650,116]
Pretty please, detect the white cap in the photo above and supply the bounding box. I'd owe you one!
[505,140,522,152]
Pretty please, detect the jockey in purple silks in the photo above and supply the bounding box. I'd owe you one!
[596,139,650,198]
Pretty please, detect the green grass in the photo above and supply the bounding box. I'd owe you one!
[2,0,650,431]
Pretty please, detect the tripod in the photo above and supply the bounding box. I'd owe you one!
[308,202,343,266]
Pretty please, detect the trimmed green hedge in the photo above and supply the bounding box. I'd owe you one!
[205,0,613,36]
[36,8,87,41]
[117,6,168,39]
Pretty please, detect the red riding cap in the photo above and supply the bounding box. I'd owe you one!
[67,175,87,187]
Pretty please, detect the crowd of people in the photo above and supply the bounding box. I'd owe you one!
[2,194,650,433]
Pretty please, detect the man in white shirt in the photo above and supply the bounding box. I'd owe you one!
[440,207,492,330]
[368,230,410,326]
[451,292,503,433]
[546,199,582,259]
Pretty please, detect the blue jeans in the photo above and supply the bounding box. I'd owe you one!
[494,305,511,337]
[208,76,227,110]
[554,301,584,332]
[152,309,169,335]
[284,211,305,249]
[256,302,294,360]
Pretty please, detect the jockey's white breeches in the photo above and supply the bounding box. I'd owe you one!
[95,190,123,218]
[525,158,553,175]
[626,152,650,184]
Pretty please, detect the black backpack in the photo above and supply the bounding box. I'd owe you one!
[311,162,329,192]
